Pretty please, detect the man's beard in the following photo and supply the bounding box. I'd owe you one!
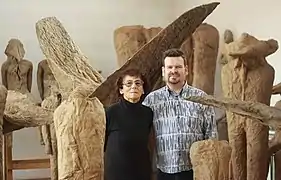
[168,79,180,84]
[168,72,180,84]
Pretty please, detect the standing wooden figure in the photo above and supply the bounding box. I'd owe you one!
[1,39,33,179]
[37,59,59,180]
[221,33,278,180]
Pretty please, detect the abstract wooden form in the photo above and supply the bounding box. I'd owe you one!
[114,25,162,67]
[181,23,219,95]
[220,33,278,180]
[190,139,231,180]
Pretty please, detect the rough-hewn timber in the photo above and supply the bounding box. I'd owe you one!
[185,95,281,128]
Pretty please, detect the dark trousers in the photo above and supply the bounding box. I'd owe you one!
[157,169,193,180]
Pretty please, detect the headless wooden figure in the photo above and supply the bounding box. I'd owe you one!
[216,29,235,141]
[37,59,59,100]
[114,25,162,67]
[221,33,277,180]
[37,59,57,148]
[37,59,59,180]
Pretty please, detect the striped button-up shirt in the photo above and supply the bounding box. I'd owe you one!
[142,83,218,174]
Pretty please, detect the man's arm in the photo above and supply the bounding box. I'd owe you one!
[142,92,153,107]
[203,105,218,139]
[142,96,150,107]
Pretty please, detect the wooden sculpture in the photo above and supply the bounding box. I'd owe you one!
[114,25,162,67]
[37,59,59,179]
[190,139,231,180]
[181,23,219,95]
[0,86,7,179]
[271,83,281,180]
[220,33,277,180]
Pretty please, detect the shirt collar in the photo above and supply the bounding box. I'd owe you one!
[164,82,189,97]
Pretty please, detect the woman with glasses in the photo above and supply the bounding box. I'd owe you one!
[104,69,154,180]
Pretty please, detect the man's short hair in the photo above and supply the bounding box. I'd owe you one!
[162,48,187,66]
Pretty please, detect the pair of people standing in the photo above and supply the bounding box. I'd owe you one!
[104,48,218,180]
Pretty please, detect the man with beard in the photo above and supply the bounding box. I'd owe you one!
[142,48,218,180]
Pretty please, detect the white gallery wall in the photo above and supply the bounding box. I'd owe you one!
[0,0,175,179]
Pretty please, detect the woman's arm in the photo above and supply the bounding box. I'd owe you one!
[148,127,155,158]
[148,126,157,179]
[147,109,155,162]
[104,107,111,152]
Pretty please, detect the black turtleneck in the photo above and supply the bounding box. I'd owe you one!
[104,98,153,180]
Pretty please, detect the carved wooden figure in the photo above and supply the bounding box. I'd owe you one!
[0,86,7,179]
[189,23,219,95]
[190,139,231,180]
[1,39,33,176]
[1,39,33,94]
[220,29,234,66]
[37,59,55,147]
[224,29,234,44]
[273,101,281,180]
[37,59,59,180]
[214,29,235,141]
[221,33,278,180]
[114,25,162,67]
[37,59,59,99]
[36,17,105,179]
[271,83,281,180]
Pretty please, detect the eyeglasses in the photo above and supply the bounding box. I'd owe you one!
[122,80,144,87]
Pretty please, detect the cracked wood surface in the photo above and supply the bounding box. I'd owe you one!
[185,95,281,129]
[3,91,53,134]
[189,23,219,95]
[186,95,281,162]
[36,17,104,99]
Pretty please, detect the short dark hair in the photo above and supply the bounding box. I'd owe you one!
[116,69,149,101]
[162,48,186,66]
